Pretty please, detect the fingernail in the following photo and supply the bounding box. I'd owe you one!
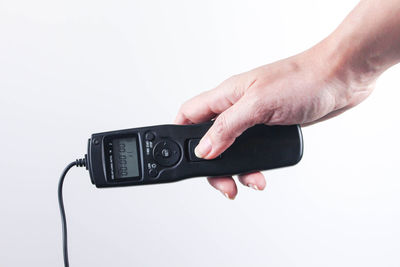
[221,191,234,200]
[195,137,212,158]
[248,183,260,191]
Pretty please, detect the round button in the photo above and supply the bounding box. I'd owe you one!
[145,132,155,141]
[149,169,158,177]
[153,140,181,167]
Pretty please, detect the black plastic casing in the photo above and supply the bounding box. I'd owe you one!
[87,122,303,188]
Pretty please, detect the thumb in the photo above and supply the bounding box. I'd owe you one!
[194,95,259,159]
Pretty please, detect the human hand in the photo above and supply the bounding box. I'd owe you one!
[175,39,376,199]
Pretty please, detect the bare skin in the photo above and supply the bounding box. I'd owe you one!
[175,0,400,199]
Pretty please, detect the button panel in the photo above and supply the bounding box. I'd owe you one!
[143,131,182,179]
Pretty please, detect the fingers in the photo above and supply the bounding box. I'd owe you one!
[238,172,266,191]
[207,172,266,200]
[194,95,258,159]
[174,76,246,125]
[207,177,237,200]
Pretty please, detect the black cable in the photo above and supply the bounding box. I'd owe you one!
[58,158,86,267]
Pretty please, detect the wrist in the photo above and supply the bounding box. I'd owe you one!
[322,32,380,89]
[299,33,377,110]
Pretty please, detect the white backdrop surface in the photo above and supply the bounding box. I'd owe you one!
[1,0,400,266]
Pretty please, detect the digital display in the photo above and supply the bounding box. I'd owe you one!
[112,137,140,179]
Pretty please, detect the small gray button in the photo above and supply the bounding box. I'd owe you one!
[161,148,170,158]
[145,132,155,141]
[149,169,158,177]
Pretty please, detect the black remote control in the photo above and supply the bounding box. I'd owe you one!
[86,122,303,188]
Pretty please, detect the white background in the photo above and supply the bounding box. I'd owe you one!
[1,0,400,266]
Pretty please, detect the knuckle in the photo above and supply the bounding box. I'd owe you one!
[265,102,290,124]
[222,74,241,90]
[242,90,266,123]
[232,84,245,102]
[249,95,289,125]
[251,100,266,124]
[222,73,252,102]
[268,107,288,124]
[241,80,292,125]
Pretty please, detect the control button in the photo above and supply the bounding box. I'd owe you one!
[188,139,203,162]
[153,140,181,167]
[149,169,158,177]
[188,139,221,162]
[145,132,155,141]
[161,148,170,158]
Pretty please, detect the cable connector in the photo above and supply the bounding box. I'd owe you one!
[75,157,87,168]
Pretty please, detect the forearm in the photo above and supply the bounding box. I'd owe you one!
[328,0,400,84]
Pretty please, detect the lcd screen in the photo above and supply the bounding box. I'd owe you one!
[112,137,140,179]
